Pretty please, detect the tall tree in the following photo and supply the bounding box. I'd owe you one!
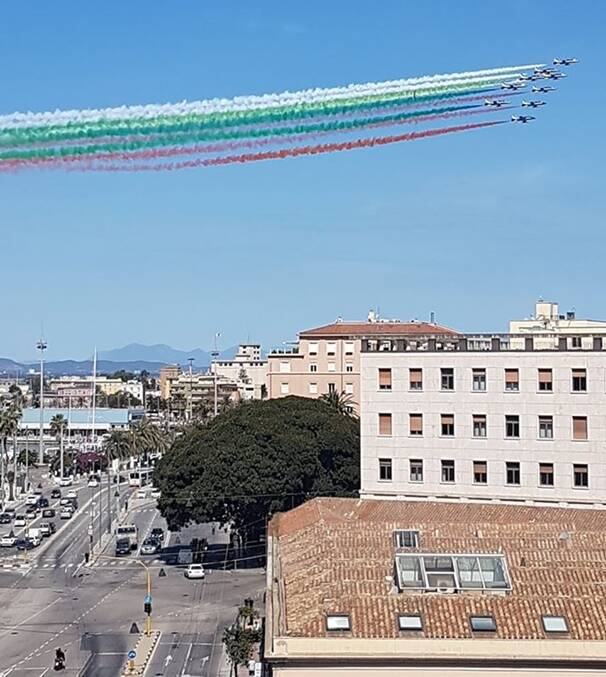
[319,390,357,417]
[154,396,360,542]
[0,399,21,505]
[50,414,67,478]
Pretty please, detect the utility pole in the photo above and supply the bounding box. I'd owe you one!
[24,429,29,493]
[91,348,97,449]
[37,337,47,465]
[212,332,221,417]
[187,358,194,422]
[59,420,64,480]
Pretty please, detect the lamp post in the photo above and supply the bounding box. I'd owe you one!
[36,338,47,465]
[212,332,221,417]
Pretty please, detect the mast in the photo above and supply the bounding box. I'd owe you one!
[91,348,97,447]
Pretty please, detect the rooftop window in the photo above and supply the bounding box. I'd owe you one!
[326,614,350,631]
[542,615,568,633]
[395,553,510,592]
[470,615,497,632]
[398,614,423,631]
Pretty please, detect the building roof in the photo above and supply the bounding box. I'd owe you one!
[269,497,606,641]
[299,321,459,338]
[21,407,132,425]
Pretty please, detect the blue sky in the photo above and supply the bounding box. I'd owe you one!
[0,1,604,360]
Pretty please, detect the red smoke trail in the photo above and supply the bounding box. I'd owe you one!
[0,110,508,172]
[91,120,507,172]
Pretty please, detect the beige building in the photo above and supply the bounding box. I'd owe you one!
[159,364,182,400]
[511,299,606,335]
[168,371,239,417]
[360,331,606,507]
[267,314,457,412]
[211,344,268,400]
[266,497,606,676]
[48,376,143,402]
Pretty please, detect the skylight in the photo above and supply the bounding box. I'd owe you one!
[395,553,510,592]
[542,616,568,633]
[470,615,497,632]
[398,614,423,631]
[326,614,350,631]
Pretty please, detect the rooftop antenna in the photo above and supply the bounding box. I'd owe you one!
[430,311,436,324]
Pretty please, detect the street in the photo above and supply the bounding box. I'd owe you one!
[0,483,265,677]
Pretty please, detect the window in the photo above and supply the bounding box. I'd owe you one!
[473,461,487,484]
[378,368,392,390]
[398,614,423,631]
[441,414,455,437]
[280,383,289,395]
[326,615,350,631]
[279,361,291,373]
[473,414,487,438]
[573,464,588,488]
[441,368,454,391]
[538,415,553,439]
[441,460,455,483]
[378,413,392,436]
[410,459,423,482]
[505,369,519,392]
[542,616,569,633]
[409,368,423,390]
[394,530,419,548]
[345,363,353,373]
[572,416,588,440]
[538,368,553,391]
[506,461,520,485]
[309,383,318,395]
[344,341,355,355]
[309,363,318,373]
[571,336,582,349]
[379,458,392,481]
[505,415,520,438]
[472,369,486,391]
[308,342,318,356]
[470,616,497,632]
[572,368,587,392]
[539,463,554,486]
[328,383,336,394]
[327,362,336,373]
[345,383,354,395]
[396,554,509,592]
[409,414,423,436]
[326,341,337,356]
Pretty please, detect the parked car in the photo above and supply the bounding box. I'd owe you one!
[150,527,164,542]
[42,508,56,518]
[140,539,159,556]
[0,514,12,524]
[14,515,26,527]
[66,489,78,499]
[184,563,205,579]
[50,489,61,499]
[115,538,131,557]
[0,534,17,547]
[38,497,49,508]
[59,508,73,520]
[39,523,52,537]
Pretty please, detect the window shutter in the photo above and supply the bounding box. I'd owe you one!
[379,368,392,388]
[379,413,392,436]
[409,414,423,433]
[409,369,422,384]
[538,369,552,383]
[573,417,587,439]
[505,369,518,383]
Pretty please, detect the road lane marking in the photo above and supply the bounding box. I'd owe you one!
[0,596,62,636]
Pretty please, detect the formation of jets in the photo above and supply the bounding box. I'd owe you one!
[497,56,578,124]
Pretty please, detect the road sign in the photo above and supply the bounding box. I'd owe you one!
[127,649,137,660]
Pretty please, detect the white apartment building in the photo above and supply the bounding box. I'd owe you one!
[511,299,606,335]
[360,332,606,507]
[211,344,268,399]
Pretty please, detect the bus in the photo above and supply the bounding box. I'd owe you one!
[128,467,153,487]
[115,524,138,550]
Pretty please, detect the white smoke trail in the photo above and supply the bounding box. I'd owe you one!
[0,63,542,130]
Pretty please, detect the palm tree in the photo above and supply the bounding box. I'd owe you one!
[50,414,67,479]
[0,399,21,505]
[130,419,169,465]
[319,390,357,418]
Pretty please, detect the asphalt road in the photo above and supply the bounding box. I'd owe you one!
[0,488,265,677]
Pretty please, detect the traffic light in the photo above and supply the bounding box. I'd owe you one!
[144,600,152,615]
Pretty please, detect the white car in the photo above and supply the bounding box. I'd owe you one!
[184,563,205,580]
[136,489,147,500]
[66,489,78,499]
[38,523,52,537]
[87,477,99,487]
[14,516,26,527]
[59,508,73,520]
[0,534,17,547]
[151,488,161,499]
[25,495,39,506]
[58,476,73,487]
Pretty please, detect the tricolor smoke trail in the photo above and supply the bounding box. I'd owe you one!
[0,63,548,173]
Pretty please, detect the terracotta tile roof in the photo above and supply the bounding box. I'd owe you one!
[299,322,459,338]
[270,498,606,640]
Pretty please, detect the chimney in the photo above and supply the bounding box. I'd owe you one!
[430,311,436,324]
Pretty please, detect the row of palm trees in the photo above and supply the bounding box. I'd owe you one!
[0,392,23,504]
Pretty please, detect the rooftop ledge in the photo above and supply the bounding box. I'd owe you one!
[267,637,606,662]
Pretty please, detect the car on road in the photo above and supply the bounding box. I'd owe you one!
[59,498,71,506]
[25,495,39,506]
[14,515,26,527]
[25,507,38,519]
[140,539,159,555]
[59,508,73,520]
[87,475,100,487]
[38,497,49,508]
[66,489,78,499]
[150,527,164,542]
[58,476,73,487]
[150,488,161,499]
[0,513,12,524]
[184,563,205,579]
[115,538,131,557]
[0,534,17,547]
[33,487,43,496]
[4,507,15,518]
[15,538,35,551]
[39,523,52,537]
[136,489,147,499]
[50,488,61,499]
[42,508,56,518]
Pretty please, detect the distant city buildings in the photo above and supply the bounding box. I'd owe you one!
[211,344,268,400]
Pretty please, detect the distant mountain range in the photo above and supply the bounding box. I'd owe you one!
[0,343,239,377]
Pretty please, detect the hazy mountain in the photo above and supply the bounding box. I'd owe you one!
[0,357,170,377]
[98,343,238,365]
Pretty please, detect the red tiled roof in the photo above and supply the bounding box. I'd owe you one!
[270,498,606,641]
[299,322,459,338]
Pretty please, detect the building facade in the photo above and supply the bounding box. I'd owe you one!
[511,299,606,335]
[267,314,457,412]
[159,364,181,400]
[211,344,268,400]
[360,332,606,507]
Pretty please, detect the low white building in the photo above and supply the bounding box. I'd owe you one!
[211,344,268,399]
[360,331,606,508]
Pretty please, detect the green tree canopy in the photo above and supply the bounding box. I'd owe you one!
[154,396,360,539]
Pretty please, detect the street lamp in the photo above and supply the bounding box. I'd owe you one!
[36,338,47,465]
